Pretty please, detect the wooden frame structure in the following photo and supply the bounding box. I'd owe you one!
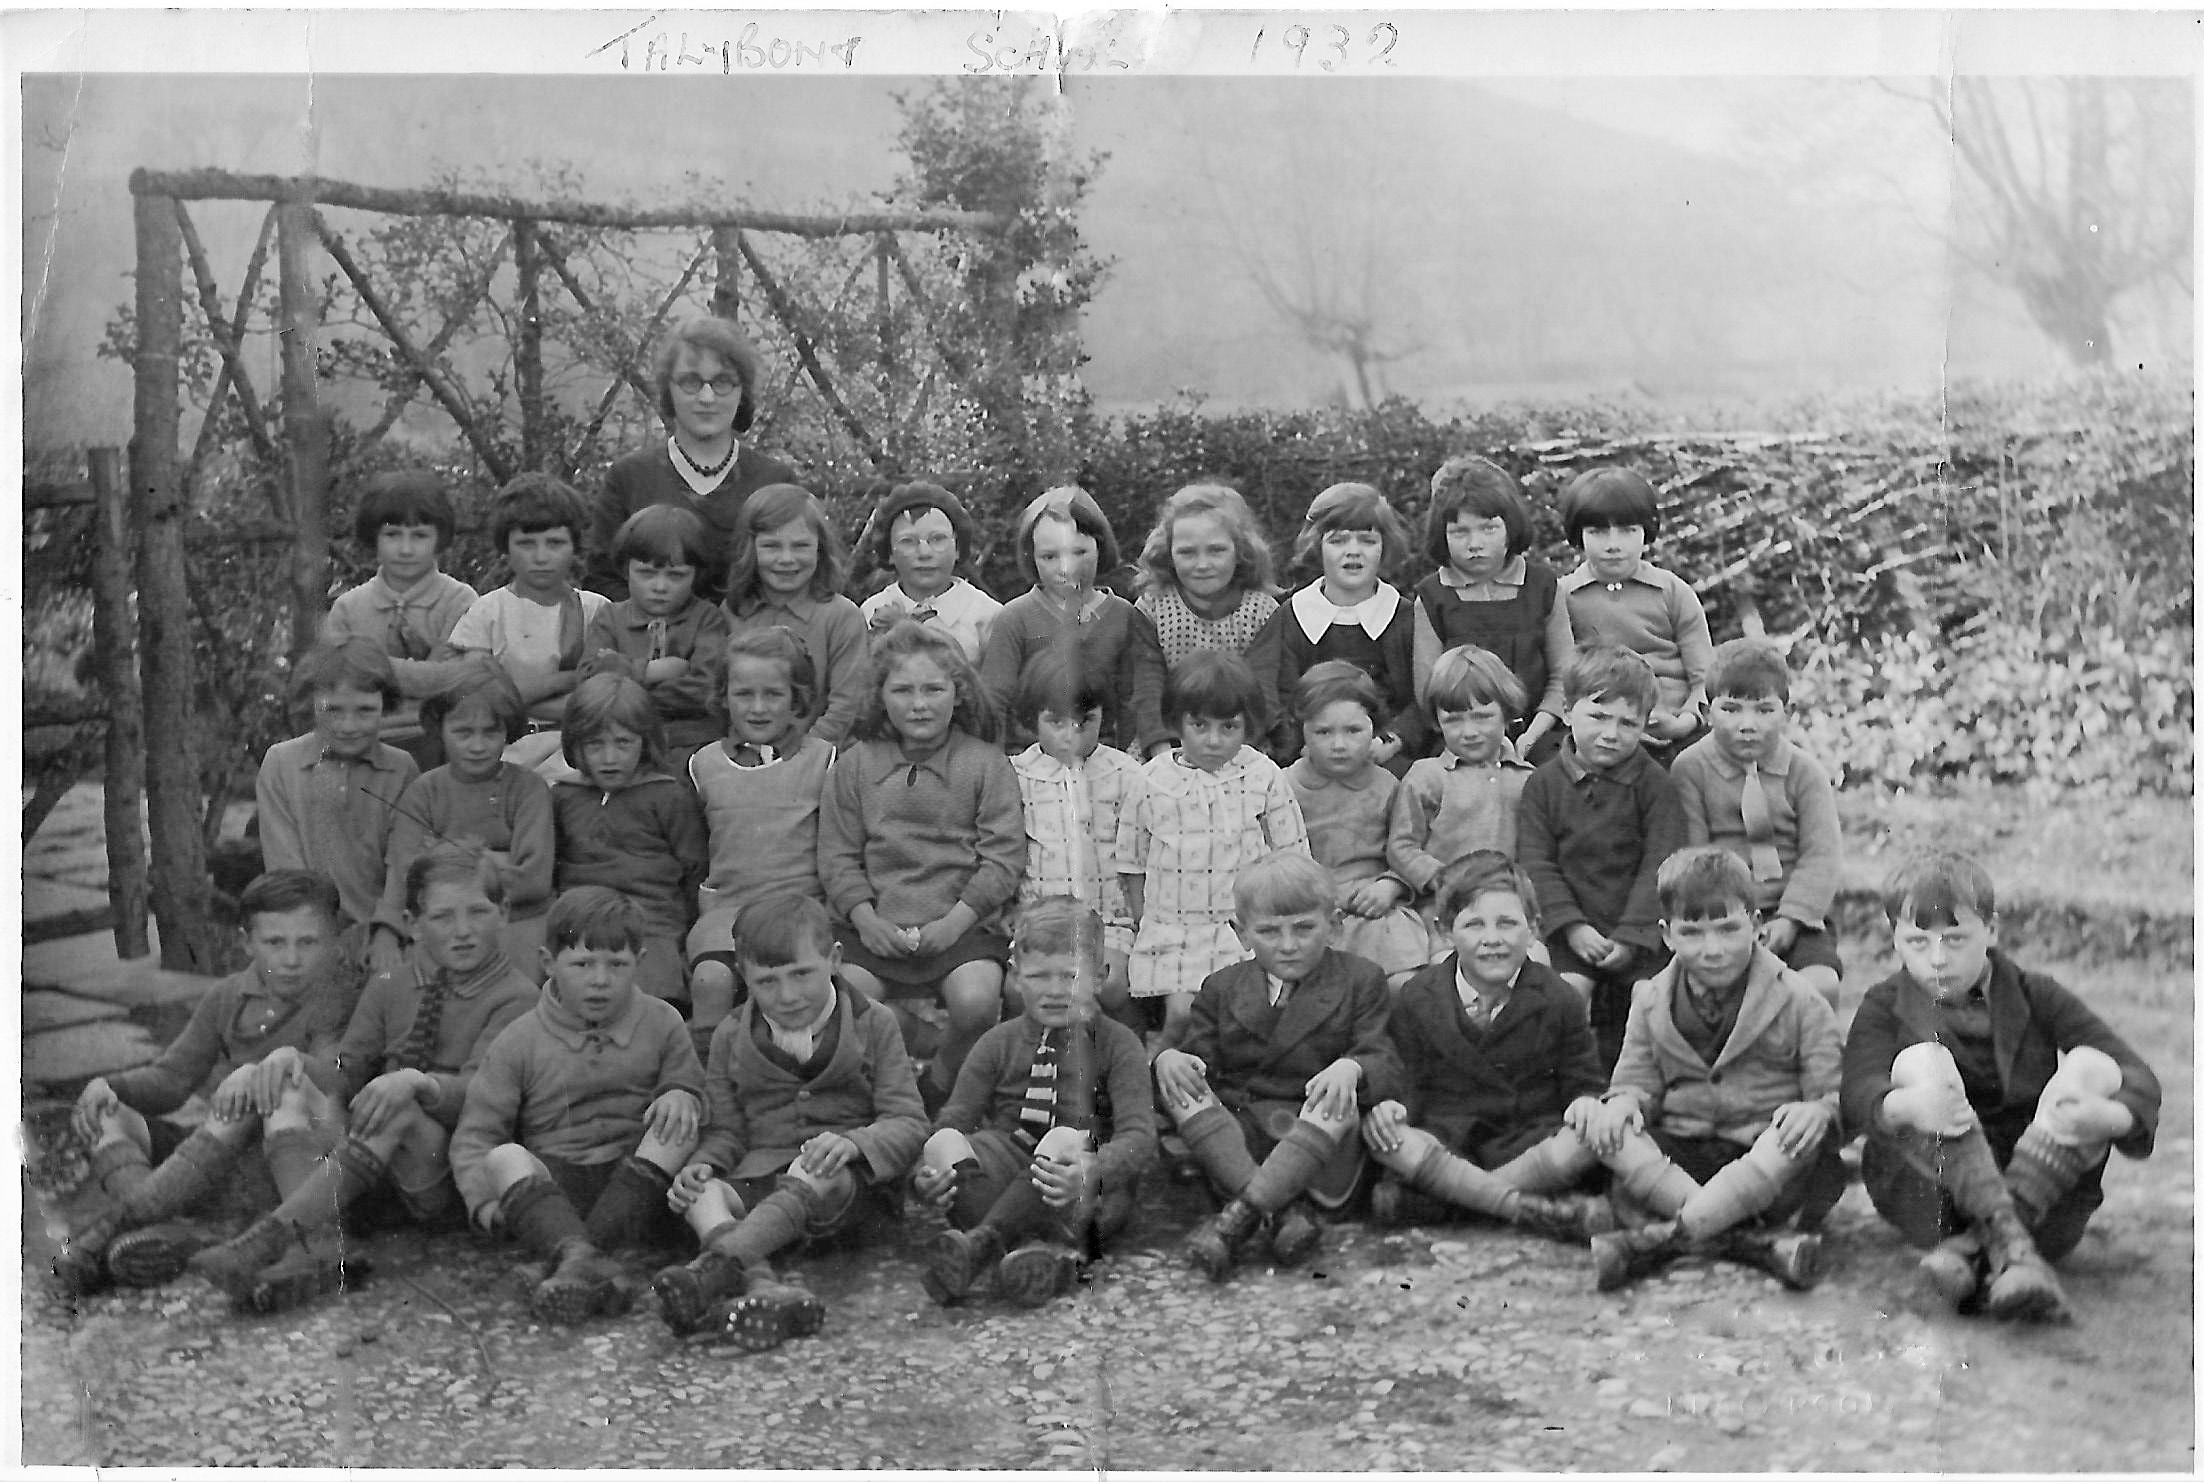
[115,166,1010,969]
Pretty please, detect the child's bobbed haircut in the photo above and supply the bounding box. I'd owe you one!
[1165,649,1267,732]
[1233,850,1337,921]
[419,663,530,744]
[1013,895,1105,964]
[1425,455,1532,565]
[726,483,847,605]
[490,472,591,555]
[1880,851,1998,929]
[238,869,342,931]
[1425,644,1529,719]
[293,637,402,712]
[722,625,818,717]
[652,313,762,435]
[1559,466,1662,547]
[1658,846,1759,922]
[1014,485,1120,583]
[856,479,981,578]
[404,842,507,918]
[546,885,648,956]
[1706,637,1792,703]
[733,893,838,969]
[1014,659,1110,729]
[612,503,719,584]
[561,673,667,773]
[1136,482,1278,598]
[1437,851,1540,928]
[1292,482,1412,575]
[1561,644,1660,717]
[859,619,1000,744]
[1293,658,1388,729]
[352,469,456,551]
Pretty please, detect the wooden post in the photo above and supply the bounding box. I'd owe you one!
[712,226,742,320]
[277,199,331,661]
[127,179,220,972]
[89,447,150,959]
[514,217,545,469]
[876,233,897,451]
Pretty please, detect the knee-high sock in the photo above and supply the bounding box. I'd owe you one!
[724,1183,816,1268]
[584,1156,675,1251]
[263,1126,328,1201]
[120,1125,243,1225]
[1406,1140,1520,1219]
[2004,1125,2099,1226]
[1607,1133,1698,1219]
[499,1173,591,1261]
[1490,1130,1601,1193]
[1240,1118,1341,1213]
[1178,1103,1260,1198]
[1927,1126,2022,1227]
[268,1136,390,1231]
[1676,1133,1798,1240]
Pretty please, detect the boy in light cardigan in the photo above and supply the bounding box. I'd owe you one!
[654,895,928,1350]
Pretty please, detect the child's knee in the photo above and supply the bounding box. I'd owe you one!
[784,1160,857,1204]
[635,1127,696,1173]
[2038,1046,2133,1145]
[482,1143,546,1194]
[1745,1123,1818,1173]
[1032,1126,1089,1165]
[1294,1101,1356,1141]
[266,1079,331,1135]
[1891,1041,1963,1092]
[1163,1082,1220,1123]
[1369,1124,1440,1174]
[1884,1042,1976,1135]
[689,960,737,1012]
[921,1128,977,1176]
[1798,965,1841,1009]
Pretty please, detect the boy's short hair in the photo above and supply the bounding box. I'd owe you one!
[561,673,667,771]
[1014,485,1122,583]
[1291,482,1412,575]
[1426,644,1528,718]
[652,314,763,434]
[491,472,591,555]
[1166,650,1267,732]
[546,885,647,956]
[1013,896,1105,963]
[857,479,981,577]
[733,894,837,968]
[1881,851,1998,928]
[1425,456,1532,565]
[1292,659,1387,728]
[293,637,402,711]
[238,869,342,931]
[352,470,456,551]
[1657,846,1758,922]
[1560,466,1662,547]
[1437,852,1541,928]
[419,664,529,743]
[404,843,507,918]
[1233,851,1337,921]
[1015,661,1110,729]
[722,626,818,718]
[1561,644,1659,717]
[1706,637,1791,703]
[613,504,719,581]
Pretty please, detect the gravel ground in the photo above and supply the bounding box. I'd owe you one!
[26,1145,2190,1472]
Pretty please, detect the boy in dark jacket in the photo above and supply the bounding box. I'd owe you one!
[1841,851,2159,1324]
[653,894,927,1350]
[1361,854,1611,1241]
[1154,852,1402,1282]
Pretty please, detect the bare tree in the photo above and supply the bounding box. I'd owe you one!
[1919,77,2191,367]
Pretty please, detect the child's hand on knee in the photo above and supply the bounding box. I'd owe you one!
[1153,1049,1209,1110]
[1758,918,1801,957]
[249,1046,307,1116]
[74,1078,121,1143]
[1567,1095,1637,1157]
[349,1070,430,1138]
[1361,1100,1409,1154]
[667,1162,714,1214]
[211,1065,261,1123]
[911,1163,957,1210]
[1303,1058,1363,1122]
[644,1089,702,1149]
[1030,1149,1092,1209]
[1565,924,1614,967]
[1770,1100,1835,1158]
[797,1132,860,1178]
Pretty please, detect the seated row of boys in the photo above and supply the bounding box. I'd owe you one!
[58,832,2156,1340]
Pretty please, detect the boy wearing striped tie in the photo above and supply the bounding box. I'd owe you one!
[652,894,928,1350]
[914,899,1158,1308]
[186,846,539,1311]
[1668,639,1844,1007]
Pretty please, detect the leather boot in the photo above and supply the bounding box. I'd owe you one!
[1591,1220,1680,1291]
[1980,1207,2072,1324]
[1713,1227,1822,1291]
[107,1222,225,1289]
[1912,1231,1985,1310]
[652,1247,750,1336]
[707,1271,827,1350]
[922,1224,1006,1307]
[1512,1193,1618,1246]
[1369,1175,1458,1229]
[1183,1198,1263,1283]
[189,1211,306,1297]
[995,1241,1082,1307]
[239,1226,367,1315]
[1268,1199,1323,1267]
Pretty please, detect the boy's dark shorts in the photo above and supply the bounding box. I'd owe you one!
[1775,923,1843,977]
[1651,1130,1848,1232]
[541,1154,689,1250]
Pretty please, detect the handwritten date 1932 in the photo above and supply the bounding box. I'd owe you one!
[1249,22,1400,71]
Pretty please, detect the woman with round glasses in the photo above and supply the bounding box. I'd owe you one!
[587,315,798,600]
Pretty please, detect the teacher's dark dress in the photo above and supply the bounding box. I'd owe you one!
[585,441,798,601]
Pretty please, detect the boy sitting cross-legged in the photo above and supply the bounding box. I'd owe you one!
[450,886,706,1324]
[652,895,929,1350]
[1361,853,1614,1243]
[56,871,363,1295]
[914,898,1158,1309]
[1154,852,1402,1283]
[1557,847,1845,1292]
[1840,851,2160,1324]
[187,846,540,1312]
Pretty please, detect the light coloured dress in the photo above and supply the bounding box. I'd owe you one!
[861,577,1002,665]
[1117,746,1309,999]
[685,734,836,960]
[1288,758,1434,978]
[1011,742,1143,956]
